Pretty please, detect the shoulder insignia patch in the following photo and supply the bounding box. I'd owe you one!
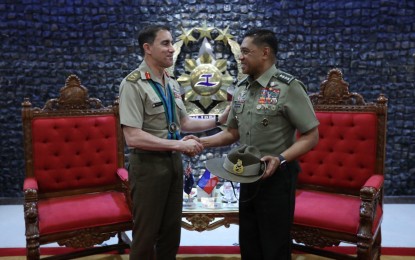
[126,70,141,82]
[276,72,295,85]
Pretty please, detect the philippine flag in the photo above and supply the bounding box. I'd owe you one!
[197,169,219,194]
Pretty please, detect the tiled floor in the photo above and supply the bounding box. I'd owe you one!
[1,204,414,248]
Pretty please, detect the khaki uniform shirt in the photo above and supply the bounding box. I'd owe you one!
[119,61,187,140]
[227,65,319,156]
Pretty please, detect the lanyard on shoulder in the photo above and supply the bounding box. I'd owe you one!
[148,79,181,140]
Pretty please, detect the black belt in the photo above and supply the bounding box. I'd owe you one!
[129,148,177,156]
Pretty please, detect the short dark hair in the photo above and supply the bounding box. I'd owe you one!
[243,28,278,57]
[138,24,170,54]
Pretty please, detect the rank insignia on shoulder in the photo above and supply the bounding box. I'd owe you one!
[145,71,151,80]
[126,71,141,82]
[276,72,295,85]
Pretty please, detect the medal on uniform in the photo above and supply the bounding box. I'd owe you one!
[257,89,266,110]
[168,122,178,133]
[256,86,277,126]
[148,79,181,140]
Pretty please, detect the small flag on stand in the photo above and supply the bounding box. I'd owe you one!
[197,169,219,195]
[184,161,194,195]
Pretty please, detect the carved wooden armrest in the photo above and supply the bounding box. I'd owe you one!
[117,168,128,182]
[116,168,132,212]
[358,175,384,242]
[362,174,384,191]
[23,177,40,251]
[23,177,38,192]
[23,177,39,207]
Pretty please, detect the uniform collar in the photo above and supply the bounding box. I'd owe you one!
[138,60,168,86]
[248,65,278,88]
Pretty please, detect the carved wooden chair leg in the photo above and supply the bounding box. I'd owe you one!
[373,229,382,260]
[24,201,40,260]
[357,242,371,260]
[26,242,40,260]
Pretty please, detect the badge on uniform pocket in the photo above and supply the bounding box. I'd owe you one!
[152,102,163,108]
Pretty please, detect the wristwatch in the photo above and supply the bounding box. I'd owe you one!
[278,154,287,169]
[215,115,221,126]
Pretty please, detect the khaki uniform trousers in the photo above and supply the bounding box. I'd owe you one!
[128,149,183,260]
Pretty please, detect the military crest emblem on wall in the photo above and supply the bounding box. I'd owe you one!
[168,21,244,117]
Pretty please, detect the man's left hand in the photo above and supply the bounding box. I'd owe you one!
[260,155,281,179]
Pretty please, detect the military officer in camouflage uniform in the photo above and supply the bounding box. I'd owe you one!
[119,25,228,260]
[197,29,320,259]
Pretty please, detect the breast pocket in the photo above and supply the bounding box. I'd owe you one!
[254,106,279,116]
[144,97,165,116]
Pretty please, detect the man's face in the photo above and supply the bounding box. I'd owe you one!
[146,29,175,68]
[239,36,263,77]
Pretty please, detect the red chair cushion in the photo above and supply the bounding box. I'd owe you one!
[38,191,132,235]
[298,111,378,190]
[31,115,119,193]
[294,190,383,234]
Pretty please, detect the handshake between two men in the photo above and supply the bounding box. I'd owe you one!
[179,105,232,158]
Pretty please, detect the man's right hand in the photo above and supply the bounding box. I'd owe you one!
[181,138,204,157]
[182,135,200,142]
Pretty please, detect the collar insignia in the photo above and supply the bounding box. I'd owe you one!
[145,71,151,80]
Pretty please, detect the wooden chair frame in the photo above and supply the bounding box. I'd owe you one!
[292,68,387,260]
[22,75,132,260]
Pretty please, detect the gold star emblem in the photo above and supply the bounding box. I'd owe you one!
[196,21,214,40]
[215,26,234,45]
[178,27,197,46]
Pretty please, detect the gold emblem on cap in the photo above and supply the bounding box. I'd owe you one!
[233,159,244,174]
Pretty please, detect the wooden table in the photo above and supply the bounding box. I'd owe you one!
[182,200,239,232]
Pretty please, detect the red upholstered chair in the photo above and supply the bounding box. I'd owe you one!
[22,75,132,260]
[292,69,388,260]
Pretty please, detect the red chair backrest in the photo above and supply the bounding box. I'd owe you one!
[31,115,120,193]
[298,111,378,191]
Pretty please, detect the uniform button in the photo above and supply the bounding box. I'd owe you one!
[246,132,250,135]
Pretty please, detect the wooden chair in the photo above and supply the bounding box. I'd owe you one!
[292,68,387,259]
[22,75,132,260]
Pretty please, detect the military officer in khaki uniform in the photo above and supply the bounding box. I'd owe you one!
[196,29,320,259]
[119,25,228,260]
